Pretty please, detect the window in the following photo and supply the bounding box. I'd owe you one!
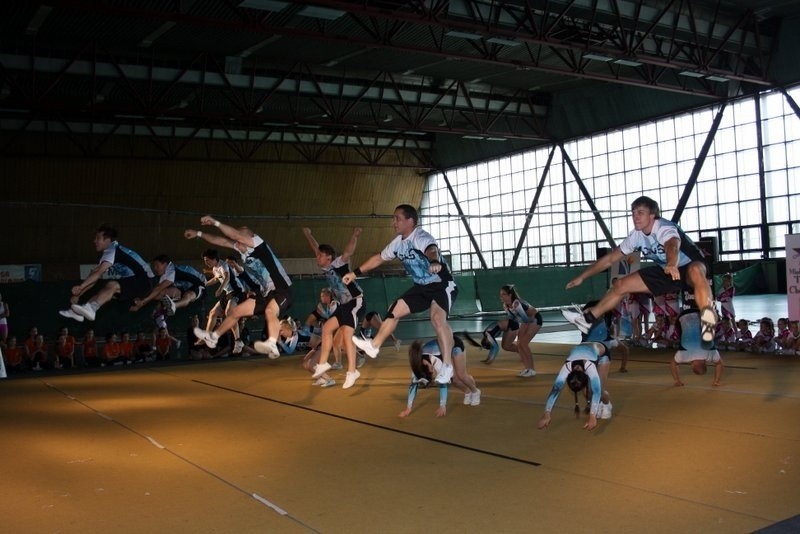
[422,86,800,269]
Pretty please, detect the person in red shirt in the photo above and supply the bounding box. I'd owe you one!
[81,329,99,367]
[28,333,49,371]
[134,331,154,362]
[119,332,135,364]
[2,336,24,372]
[55,332,75,369]
[154,327,172,360]
[102,333,125,366]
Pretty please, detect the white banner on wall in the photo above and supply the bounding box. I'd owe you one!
[0,264,42,283]
[787,234,800,321]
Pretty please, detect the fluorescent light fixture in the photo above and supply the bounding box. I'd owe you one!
[26,5,53,36]
[614,59,642,67]
[298,6,346,20]
[583,53,613,62]
[263,122,287,127]
[485,137,507,141]
[678,70,705,78]
[138,21,177,48]
[706,75,730,83]
[297,123,322,129]
[404,130,428,136]
[462,135,485,140]
[115,114,147,119]
[486,37,521,47]
[239,0,288,11]
[445,30,483,40]
[376,129,399,134]
[156,116,184,121]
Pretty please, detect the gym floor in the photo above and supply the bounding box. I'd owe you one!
[1,295,798,533]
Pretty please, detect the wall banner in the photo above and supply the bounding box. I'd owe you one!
[787,234,800,321]
[0,264,42,283]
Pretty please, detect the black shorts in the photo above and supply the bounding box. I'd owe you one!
[328,296,365,329]
[118,276,154,301]
[394,280,458,315]
[252,288,292,316]
[638,264,695,296]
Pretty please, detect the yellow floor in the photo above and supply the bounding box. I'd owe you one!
[1,343,799,533]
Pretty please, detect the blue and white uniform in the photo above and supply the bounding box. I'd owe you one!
[674,310,721,364]
[543,343,607,417]
[278,329,313,355]
[99,241,154,300]
[321,255,364,329]
[160,262,206,300]
[618,218,704,268]
[380,226,457,314]
[405,337,465,410]
[240,234,293,315]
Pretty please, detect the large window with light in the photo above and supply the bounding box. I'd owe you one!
[422,86,800,272]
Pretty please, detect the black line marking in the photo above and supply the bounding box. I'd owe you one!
[191,378,542,467]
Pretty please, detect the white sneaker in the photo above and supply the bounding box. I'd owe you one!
[598,402,613,419]
[59,309,84,322]
[394,338,402,351]
[321,378,336,388]
[71,302,96,322]
[312,362,332,378]
[161,295,177,316]
[313,377,327,386]
[470,388,481,406]
[254,339,280,359]
[436,363,453,384]
[561,308,590,334]
[699,307,717,343]
[343,370,360,389]
[193,327,217,348]
[518,368,536,377]
[352,335,379,358]
[232,340,244,354]
[330,362,343,370]
[463,392,473,405]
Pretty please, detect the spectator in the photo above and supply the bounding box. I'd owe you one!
[119,332,135,364]
[54,332,75,369]
[134,331,154,362]
[2,336,23,373]
[102,333,126,366]
[82,329,100,367]
[0,292,9,346]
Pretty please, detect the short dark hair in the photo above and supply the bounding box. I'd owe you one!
[152,253,171,264]
[96,224,117,240]
[203,249,219,260]
[318,244,336,258]
[631,196,660,217]
[395,204,418,225]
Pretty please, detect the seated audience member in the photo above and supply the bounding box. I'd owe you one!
[134,331,154,362]
[733,319,753,352]
[54,332,76,369]
[2,336,24,373]
[751,317,776,354]
[714,316,737,351]
[154,327,174,360]
[102,333,126,366]
[28,333,50,371]
[82,329,100,367]
[776,318,794,355]
[119,332,135,364]
[789,320,800,356]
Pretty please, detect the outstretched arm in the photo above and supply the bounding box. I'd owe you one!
[342,253,385,284]
[184,228,236,250]
[340,227,362,262]
[72,261,112,298]
[301,227,320,255]
[199,215,255,248]
[565,248,625,289]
